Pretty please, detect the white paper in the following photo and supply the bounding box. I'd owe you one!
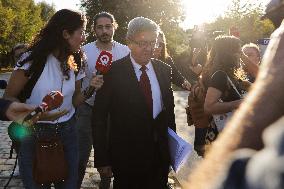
[168,127,193,172]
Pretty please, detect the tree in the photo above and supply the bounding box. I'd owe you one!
[38,1,56,22]
[0,0,55,67]
[80,0,186,56]
[204,0,274,44]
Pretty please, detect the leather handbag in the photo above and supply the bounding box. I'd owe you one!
[32,136,68,184]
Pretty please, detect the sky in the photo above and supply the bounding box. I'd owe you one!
[35,0,270,29]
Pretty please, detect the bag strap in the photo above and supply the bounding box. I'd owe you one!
[226,76,243,99]
[212,70,243,99]
[17,63,45,102]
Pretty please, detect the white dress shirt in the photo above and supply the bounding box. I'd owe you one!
[130,55,163,119]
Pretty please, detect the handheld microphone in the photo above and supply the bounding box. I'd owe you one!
[0,80,7,89]
[23,91,64,121]
[8,91,64,142]
[95,51,113,75]
[83,51,113,98]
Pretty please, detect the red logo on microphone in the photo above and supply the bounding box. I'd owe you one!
[95,51,113,74]
[43,91,64,111]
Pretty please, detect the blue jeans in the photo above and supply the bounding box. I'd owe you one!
[76,103,111,189]
[18,116,78,189]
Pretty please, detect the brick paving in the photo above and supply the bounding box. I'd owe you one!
[0,73,197,188]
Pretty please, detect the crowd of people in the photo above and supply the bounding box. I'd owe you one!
[0,0,284,188]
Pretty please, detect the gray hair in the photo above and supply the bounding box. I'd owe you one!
[126,17,159,40]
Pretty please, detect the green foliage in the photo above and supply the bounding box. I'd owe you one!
[80,0,185,56]
[38,1,56,22]
[0,0,55,67]
[204,0,275,44]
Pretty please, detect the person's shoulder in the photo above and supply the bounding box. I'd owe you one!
[82,42,96,52]
[152,58,171,70]
[112,54,130,68]
[105,55,130,79]
[211,70,227,79]
[114,41,128,49]
[113,41,130,54]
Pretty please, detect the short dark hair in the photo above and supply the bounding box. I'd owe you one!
[93,12,118,29]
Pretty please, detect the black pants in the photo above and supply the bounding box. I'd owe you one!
[194,127,207,157]
[112,144,169,189]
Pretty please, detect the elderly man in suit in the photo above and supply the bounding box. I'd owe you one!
[92,17,176,189]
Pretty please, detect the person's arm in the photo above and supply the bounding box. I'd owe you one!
[204,71,242,114]
[166,57,191,90]
[186,26,284,189]
[189,47,204,78]
[92,70,113,176]
[3,69,28,102]
[72,75,104,107]
[204,87,242,114]
[5,68,71,121]
[4,101,36,121]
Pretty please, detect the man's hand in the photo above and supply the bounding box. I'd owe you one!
[90,74,104,91]
[97,166,113,178]
[189,64,202,75]
[182,80,192,91]
[6,102,35,121]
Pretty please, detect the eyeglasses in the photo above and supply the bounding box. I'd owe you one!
[130,40,158,48]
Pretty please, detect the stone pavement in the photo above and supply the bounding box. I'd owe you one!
[0,73,198,188]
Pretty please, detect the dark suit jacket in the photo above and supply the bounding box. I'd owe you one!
[92,54,176,173]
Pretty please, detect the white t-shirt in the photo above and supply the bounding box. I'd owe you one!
[82,41,130,106]
[15,53,85,123]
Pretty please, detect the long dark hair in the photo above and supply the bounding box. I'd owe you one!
[18,9,86,80]
[202,35,243,87]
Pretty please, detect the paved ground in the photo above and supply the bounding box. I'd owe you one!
[0,72,200,188]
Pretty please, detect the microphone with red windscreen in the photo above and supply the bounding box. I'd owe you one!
[8,91,63,142]
[95,51,113,75]
[23,91,64,121]
[83,51,113,98]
